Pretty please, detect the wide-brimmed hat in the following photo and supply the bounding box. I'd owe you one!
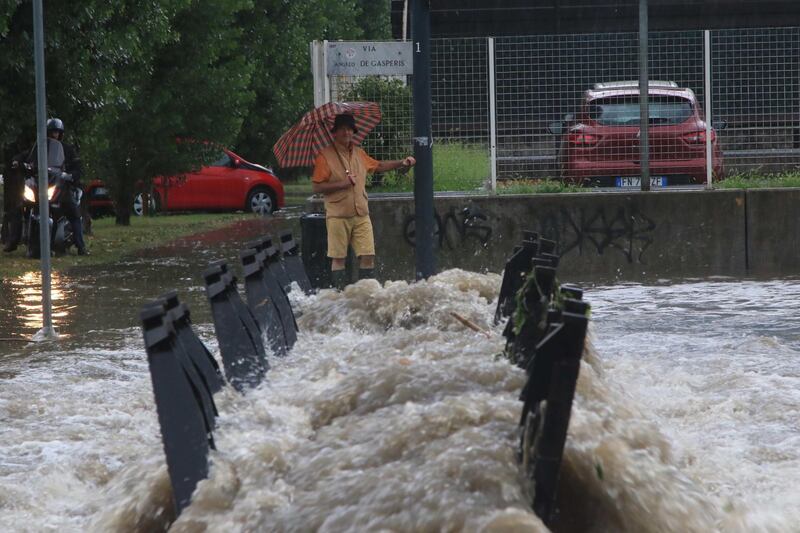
[331,113,358,133]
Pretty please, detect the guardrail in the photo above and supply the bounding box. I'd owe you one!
[497,230,590,526]
[139,226,590,523]
[139,230,311,517]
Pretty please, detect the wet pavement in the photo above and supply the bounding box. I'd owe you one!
[0,213,303,347]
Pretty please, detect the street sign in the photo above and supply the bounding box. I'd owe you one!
[327,41,413,76]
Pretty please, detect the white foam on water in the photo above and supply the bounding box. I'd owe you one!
[589,280,800,532]
[2,273,799,532]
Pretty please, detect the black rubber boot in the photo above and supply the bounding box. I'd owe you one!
[331,269,348,290]
[358,268,375,280]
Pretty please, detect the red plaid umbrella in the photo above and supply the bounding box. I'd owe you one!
[273,101,382,168]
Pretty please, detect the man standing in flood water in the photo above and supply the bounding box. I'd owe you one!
[311,113,415,289]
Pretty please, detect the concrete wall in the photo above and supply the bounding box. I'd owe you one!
[745,188,800,277]
[307,189,796,282]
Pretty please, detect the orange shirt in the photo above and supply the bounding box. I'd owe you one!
[311,146,379,183]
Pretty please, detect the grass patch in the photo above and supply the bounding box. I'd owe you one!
[281,175,313,197]
[279,168,800,200]
[371,143,490,193]
[282,176,314,206]
[277,144,491,196]
[716,172,800,189]
[496,179,583,194]
[0,212,250,280]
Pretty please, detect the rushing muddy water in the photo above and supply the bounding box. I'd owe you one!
[1,219,799,532]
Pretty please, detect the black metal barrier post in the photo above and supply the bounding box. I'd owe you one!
[511,265,557,369]
[279,230,313,294]
[160,290,225,395]
[202,261,268,391]
[241,246,289,357]
[263,237,293,293]
[498,230,590,527]
[261,244,298,349]
[140,302,213,516]
[495,234,558,325]
[528,307,588,523]
[139,231,318,520]
[495,237,539,325]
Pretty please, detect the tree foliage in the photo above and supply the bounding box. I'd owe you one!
[356,0,392,40]
[87,0,255,224]
[233,0,364,165]
[0,0,394,223]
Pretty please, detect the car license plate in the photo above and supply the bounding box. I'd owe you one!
[93,187,108,197]
[615,176,666,187]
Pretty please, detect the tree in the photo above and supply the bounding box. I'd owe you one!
[356,0,391,40]
[0,0,395,224]
[233,0,365,167]
[1,1,179,168]
[84,0,255,225]
[0,0,254,225]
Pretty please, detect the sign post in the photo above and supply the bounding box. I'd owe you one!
[326,41,413,76]
[639,0,651,192]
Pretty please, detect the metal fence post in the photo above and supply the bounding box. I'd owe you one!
[639,0,651,191]
[704,29,713,189]
[311,41,324,108]
[489,37,498,193]
[322,39,331,104]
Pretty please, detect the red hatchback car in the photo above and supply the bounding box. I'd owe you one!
[133,149,285,216]
[549,81,725,187]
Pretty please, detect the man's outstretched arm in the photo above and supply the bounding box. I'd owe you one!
[374,156,416,174]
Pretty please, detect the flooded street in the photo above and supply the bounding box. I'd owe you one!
[1,218,799,532]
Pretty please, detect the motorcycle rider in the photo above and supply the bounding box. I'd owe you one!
[47,119,87,255]
[5,119,88,255]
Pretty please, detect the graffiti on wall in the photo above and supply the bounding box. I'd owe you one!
[403,206,493,250]
[538,206,656,263]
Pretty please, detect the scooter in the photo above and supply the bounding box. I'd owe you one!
[22,163,82,259]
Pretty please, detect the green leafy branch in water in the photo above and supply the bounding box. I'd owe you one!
[503,257,592,365]
[512,272,553,338]
[503,270,559,366]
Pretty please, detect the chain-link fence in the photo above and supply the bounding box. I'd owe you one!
[495,27,800,184]
[326,38,490,190]
[712,27,800,175]
[317,26,800,190]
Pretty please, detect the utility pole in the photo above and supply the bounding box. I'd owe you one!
[32,0,56,340]
[411,0,436,279]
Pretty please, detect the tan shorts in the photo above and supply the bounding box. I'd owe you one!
[326,215,375,258]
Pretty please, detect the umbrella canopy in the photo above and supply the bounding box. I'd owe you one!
[273,101,382,168]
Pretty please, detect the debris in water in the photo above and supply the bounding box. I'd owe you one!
[450,311,491,338]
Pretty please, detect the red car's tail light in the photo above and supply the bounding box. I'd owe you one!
[568,132,599,146]
[682,129,716,144]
